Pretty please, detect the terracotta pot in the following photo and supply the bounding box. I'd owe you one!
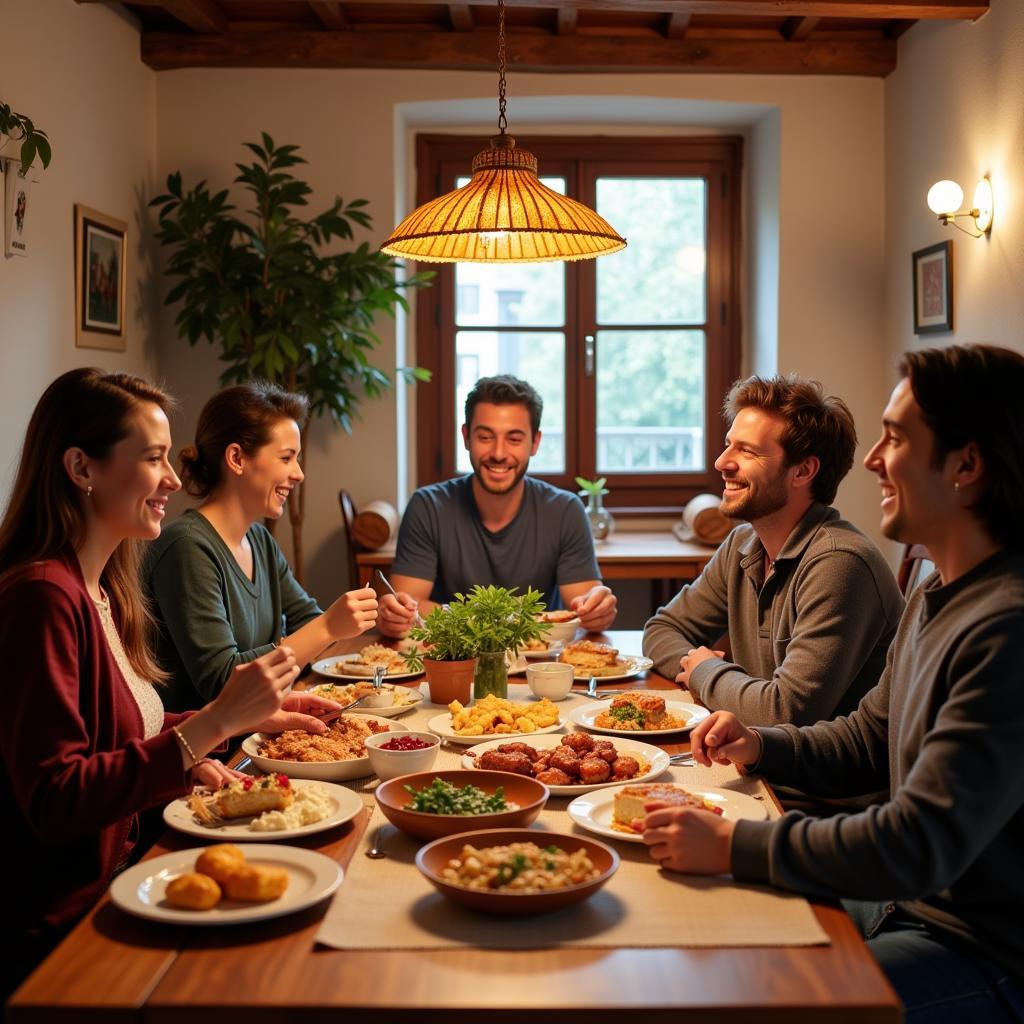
[422,657,477,705]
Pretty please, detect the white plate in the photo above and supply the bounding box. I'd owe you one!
[427,712,565,746]
[305,681,424,718]
[312,654,423,682]
[460,735,670,795]
[242,715,409,781]
[162,779,364,841]
[109,844,343,925]
[568,700,710,737]
[568,784,767,843]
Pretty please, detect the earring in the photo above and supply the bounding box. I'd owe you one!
[954,481,960,492]
[86,485,93,497]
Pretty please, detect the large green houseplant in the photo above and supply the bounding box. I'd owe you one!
[405,586,551,702]
[150,133,432,581]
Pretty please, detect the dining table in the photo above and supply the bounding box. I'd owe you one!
[8,630,901,1023]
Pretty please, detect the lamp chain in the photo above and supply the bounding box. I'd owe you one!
[496,0,507,135]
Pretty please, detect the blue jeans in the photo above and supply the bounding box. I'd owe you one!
[843,900,1024,1022]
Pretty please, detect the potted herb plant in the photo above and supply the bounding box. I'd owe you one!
[404,585,550,703]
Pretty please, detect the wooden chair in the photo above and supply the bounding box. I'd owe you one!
[897,543,934,598]
[338,488,360,590]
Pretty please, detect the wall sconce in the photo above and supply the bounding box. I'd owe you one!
[926,176,993,237]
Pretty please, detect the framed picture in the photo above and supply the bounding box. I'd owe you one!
[912,240,953,335]
[75,204,127,350]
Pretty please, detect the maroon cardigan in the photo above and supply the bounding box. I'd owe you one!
[0,551,191,938]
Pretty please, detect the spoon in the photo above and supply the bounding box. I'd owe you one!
[365,823,387,859]
[579,676,625,699]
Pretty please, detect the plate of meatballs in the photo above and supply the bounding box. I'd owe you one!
[461,732,671,795]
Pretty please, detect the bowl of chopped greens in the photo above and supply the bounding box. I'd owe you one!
[416,828,619,915]
[374,770,548,840]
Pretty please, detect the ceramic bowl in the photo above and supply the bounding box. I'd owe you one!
[526,662,575,701]
[539,616,581,644]
[375,769,548,840]
[242,715,408,782]
[416,827,619,915]
[364,730,440,780]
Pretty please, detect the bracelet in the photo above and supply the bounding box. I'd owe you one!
[172,726,197,768]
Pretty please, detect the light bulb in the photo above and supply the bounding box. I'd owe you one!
[927,180,964,217]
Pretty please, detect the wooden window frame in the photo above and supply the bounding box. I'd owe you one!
[413,133,743,516]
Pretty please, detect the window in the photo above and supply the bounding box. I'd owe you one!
[413,134,742,512]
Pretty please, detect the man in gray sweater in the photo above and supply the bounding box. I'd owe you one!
[639,345,1024,1019]
[643,374,903,727]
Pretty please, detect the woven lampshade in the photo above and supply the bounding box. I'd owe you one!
[381,135,627,264]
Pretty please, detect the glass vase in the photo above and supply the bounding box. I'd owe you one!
[582,490,615,541]
[473,650,508,700]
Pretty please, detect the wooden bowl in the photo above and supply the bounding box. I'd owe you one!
[416,828,619,915]
[375,770,548,840]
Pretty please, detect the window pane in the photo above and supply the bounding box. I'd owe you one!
[596,178,706,326]
[595,330,705,473]
[455,177,567,327]
[455,330,566,474]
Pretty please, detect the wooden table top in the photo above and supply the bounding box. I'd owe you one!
[8,632,900,1023]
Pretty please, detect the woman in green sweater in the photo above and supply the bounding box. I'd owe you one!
[147,383,378,711]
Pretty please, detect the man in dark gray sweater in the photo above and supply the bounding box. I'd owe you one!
[637,345,1024,1020]
[643,375,903,727]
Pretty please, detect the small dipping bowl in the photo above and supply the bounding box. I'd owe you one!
[541,617,580,645]
[526,661,575,701]
[364,730,440,781]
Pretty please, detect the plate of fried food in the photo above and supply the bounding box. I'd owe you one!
[567,782,767,843]
[242,714,408,781]
[568,693,711,736]
[163,775,365,841]
[461,733,670,795]
[313,642,422,681]
[109,842,343,925]
[556,640,654,681]
[305,680,424,717]
[427,693,564,746]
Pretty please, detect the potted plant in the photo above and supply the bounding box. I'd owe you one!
[404,586,550,703]
[576,476,615,540]
[149,134,433,582]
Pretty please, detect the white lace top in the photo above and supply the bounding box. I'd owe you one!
[93,595,164,739]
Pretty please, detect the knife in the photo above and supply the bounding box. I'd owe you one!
[375,569,426,628]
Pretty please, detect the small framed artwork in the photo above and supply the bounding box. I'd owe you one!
[912,240,953,335]
[75,204,127,351]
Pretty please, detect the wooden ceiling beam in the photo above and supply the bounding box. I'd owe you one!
[781,15,820,39]
[155,0,227,33]
[448,4,474,30]
[219,0,986,20]
[141,28,898,75]
[884,18,917,36]
[665,12,692,37]
[309,2,351,31]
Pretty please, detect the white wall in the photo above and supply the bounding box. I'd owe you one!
[884,0,1023,378]
[156,68,886,604]
[0,0,158,493]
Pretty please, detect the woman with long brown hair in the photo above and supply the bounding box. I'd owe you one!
[0,368,336,996]
[147,382,377,711]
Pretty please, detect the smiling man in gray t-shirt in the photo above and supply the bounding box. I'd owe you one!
[378,375,617,637]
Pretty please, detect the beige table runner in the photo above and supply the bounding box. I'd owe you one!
[313,683,826,951]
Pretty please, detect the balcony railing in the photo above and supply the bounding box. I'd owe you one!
[458,426,704,475]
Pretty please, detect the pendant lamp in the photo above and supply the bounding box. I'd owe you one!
[380,0,626,264]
